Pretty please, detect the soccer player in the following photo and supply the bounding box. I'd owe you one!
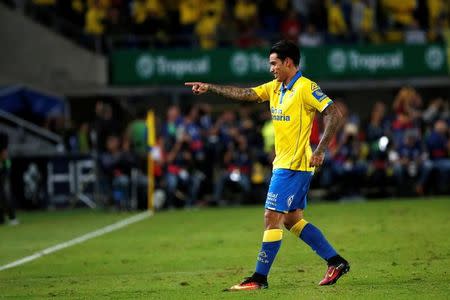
[185,40,350,290]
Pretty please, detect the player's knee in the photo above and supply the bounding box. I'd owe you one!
[264,210,283,229]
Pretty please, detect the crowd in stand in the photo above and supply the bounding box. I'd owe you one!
[3,0,449,51]
[60,88,450,210]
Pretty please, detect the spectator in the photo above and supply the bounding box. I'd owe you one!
[280,11,302,42]
[130,0,147,29]
[392,130,428,195]
[98,135,122,187]
[309,0,328,32]
[84,0,107,36]
[105,6,128,37]
[70,0,86,27]
[17,0,449,50]
[422,98,449,128]
[328,123,368,197]
[235,22,268,48]
[258,0,281,37]
[203,0,225,17]
[298,23,323,46]
[64,121,80,153]
[98,135,135,209]
[126,111,147,159]
[196,104,216,200]
[422,119,450,193]
[164,131,203,208]
[391,87,422,147]
[365,101,393,195]
[92,102,121,153]
[234,0,258,25]
[240,116,264,160]
[216,9,239,47]
[198,103,214,134]
[404,20,427,44]
[178,0,202,41]
[77,122,91,154]
[213,133,252,205]
[382,0,417,29]
[427,0,449,42]
[131,0,168,46]
[0,132,18,226]
[261,111,275,156]
[161,105,182,148]
[195,9,220,49]
[291,0,313,25]
[351,0,376,42]
[366,101,391,147]
[327,0,349,43]
[116,136,140,209]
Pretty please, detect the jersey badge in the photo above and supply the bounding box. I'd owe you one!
[312,89,327,102]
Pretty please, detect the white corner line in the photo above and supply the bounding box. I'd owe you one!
[0,210,153,272]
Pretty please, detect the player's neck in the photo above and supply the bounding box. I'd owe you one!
[283,69,299,87]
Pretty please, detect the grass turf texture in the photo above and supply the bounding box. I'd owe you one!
[1,198,449,299]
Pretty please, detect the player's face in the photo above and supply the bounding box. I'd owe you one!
[269,53,288,82]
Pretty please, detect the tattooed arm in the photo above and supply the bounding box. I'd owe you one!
[309,103,343,167]
[185,82,260,102]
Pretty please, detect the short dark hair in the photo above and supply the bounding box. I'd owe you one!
[270,40,300,67]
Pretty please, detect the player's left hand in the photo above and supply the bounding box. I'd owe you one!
[309,151,325,167]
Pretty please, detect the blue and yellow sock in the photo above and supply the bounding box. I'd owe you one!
[254,229,283,276]
[290,219,337,261]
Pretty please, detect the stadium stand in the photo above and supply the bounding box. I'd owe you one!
[34,92,449,210]
[1,0,449,52]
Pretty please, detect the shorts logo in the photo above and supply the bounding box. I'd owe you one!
[287,195,294,207]
[266,192,278,207]
[267,192,278,202]
[312,89,327,102]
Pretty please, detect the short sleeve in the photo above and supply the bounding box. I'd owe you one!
[303,81,333,112]
[251,82,272,102]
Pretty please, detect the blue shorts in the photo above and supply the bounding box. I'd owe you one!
[265,169,313,213]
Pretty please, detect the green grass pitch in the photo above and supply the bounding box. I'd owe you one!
[1,197,449,299]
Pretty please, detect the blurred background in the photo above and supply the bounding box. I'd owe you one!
[0,0,449,218]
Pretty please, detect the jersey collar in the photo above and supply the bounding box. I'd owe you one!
[280,70,302,93]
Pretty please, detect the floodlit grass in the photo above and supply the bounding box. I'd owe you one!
[1,198,449,299]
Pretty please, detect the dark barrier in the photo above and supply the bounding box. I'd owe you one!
[10,155,96,209]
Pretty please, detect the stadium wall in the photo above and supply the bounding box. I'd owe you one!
[0,3,107,92]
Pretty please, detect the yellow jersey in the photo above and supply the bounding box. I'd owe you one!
[252,72,333,172]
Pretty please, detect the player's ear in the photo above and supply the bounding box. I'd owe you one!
[285,57,293,67]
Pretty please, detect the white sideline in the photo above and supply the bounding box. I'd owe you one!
[0,211,153,272]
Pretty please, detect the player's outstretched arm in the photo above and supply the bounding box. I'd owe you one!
[185,82,259,102]
[310,103,343,167]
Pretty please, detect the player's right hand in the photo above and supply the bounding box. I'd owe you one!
[185,82,209,95]
[309,151,325,168]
